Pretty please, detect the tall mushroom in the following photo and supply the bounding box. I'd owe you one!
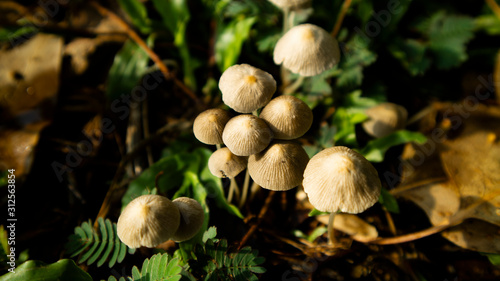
[248,140,309,191]
[117,195,181,248]
[302,146,381,244]
[259,95,313,140]
[274,24,340,77]
[219,64,277,113]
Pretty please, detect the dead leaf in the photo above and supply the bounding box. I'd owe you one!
[397,102,500,253]
[0,33,63,116]
[317,214,378,242]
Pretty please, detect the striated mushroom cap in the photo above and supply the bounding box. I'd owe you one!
[268,0,311,10]
[248,140,309,191]
[219,64,277,113]
[259,95,313,140]
[117,195,180,248]
[193,108,232,145]
[171,197,205,242]
[222,114,273,156]
[362,102,408,138]
[208,147,248,178]
[274,24,340,77]
[302,146,381,214]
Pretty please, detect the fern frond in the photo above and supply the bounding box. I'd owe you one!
[65,218,136,268]
[103,253,192,281]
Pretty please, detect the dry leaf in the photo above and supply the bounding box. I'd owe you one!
[317,214,378,242]
[396,102,500,252]
[0,33,63,116]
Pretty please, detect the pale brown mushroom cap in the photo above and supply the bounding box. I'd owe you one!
[222,114,273,156]
[274,24,340,77]
[219,64,277,113]
[248,140,309,191]
[362,103,408,138]
[208,147,247,178]
[193,108,232,145]
[259,95,313,140]
[117,195,180,248]
[171,197,205,242]
[302,146,382,213]
[268,0,311,10]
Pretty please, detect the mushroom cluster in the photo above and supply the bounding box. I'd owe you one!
[117,194,205,248]
[194,64,313,192]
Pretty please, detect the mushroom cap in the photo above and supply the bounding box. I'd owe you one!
[219,64,277,113]
[274,24,340,77]
[208,147,248,178]
[193,108,232,145]
[259,95,313,140]
[302,146,382,213]
[248,140,309,191]
[268,0,311,10]
[222,114,273,156]
[362,103,408,138]
[117,195,180,248]
[171,197,205,242]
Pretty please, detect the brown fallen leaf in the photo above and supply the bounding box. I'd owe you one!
[0,33,63,117]
[317,214,378,242]
[394,102,500,252]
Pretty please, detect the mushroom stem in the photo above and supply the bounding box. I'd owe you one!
[283,75,305,95]
[227,178,240,203]
[238,169,251,208]
[280,7,291,89]
[327,212,337,245]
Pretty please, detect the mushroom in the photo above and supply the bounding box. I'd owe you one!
[302,146,381,244]
[208,147,247,179]
[193,108,232,145]
[117,194,181,248]
[219,64,277,113]
[362,102,408,138]
[259,95,313,140]
[222,114,273,156]
[274,24,341,77]
[268,0,311,10]
[248,140,309,191]
[171,197,205,242]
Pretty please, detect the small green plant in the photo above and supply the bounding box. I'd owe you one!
[65,218,136,268]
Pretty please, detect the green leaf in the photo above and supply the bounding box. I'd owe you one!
[307,226,328,242]
[0,259,92,281]
[336,34,377,88]
[65,219,132,268]
[378,187,400,214]
[215,17,257,71]
[482,253,500,266]
[0,24,37,43]
[359,130,427,162]
[331,108,368,147]
[475,15,500,35]
[388,38,432,76]
[116,0,152,34]
[308,208,329,216]
[203,227,217,243]
[105,40,150,101]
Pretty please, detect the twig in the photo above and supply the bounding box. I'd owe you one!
[89,1,201,105]
[238,191,276,250]
[495,50,500,103]
[486,0,500,19]
[331,0,352,38]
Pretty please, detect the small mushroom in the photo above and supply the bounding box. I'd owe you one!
[208,147,247,178]
[259,95,313,140]
[268,0,311,10]
[274,24,340,77]
[219,64,277,113]
[222,114,273,156]
[248,140,309,191]
[302,146,381,244]
[193,108,232,145]
[362,102,408,138]
[171,197,205,242]
[117,195,181,248]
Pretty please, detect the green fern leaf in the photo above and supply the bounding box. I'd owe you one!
[65,218,135,268]
[111,253,184,281]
